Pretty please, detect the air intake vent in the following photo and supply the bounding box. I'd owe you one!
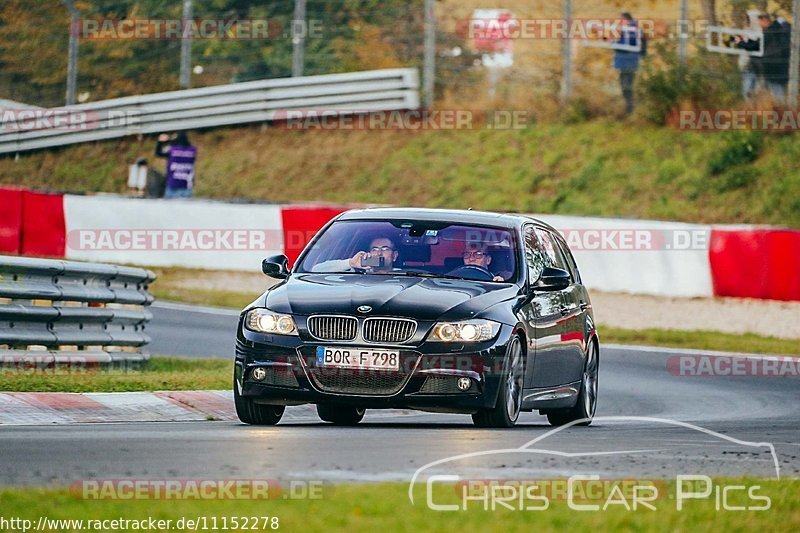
[363,318,416,343]
[307,315,357,341]
[308,369,408,395]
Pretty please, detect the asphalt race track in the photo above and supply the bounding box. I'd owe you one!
[146,302,241,359]
[0,303,798,486]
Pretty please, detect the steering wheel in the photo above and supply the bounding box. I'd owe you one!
[447,264,495,281]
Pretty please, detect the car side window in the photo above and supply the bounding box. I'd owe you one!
[523,226,546,281]
[535,228,572,281]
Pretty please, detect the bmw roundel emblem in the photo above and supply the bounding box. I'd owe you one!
[357,305,372,314]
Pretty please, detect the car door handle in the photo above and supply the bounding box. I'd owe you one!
[580,302,590,311]
[560,305,576,316]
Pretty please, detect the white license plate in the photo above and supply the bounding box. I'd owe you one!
[316,346,399,370]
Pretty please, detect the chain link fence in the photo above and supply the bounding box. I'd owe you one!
[0,0,797,119]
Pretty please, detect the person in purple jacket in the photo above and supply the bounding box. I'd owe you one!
[155,131,197,199]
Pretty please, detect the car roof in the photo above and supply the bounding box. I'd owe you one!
[336,207,558,232]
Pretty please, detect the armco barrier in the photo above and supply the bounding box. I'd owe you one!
[0,189,798,301]
[710,228,800,302]
[0,255,155,366]
[0,68,419,155]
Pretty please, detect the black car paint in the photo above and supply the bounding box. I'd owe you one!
[235,208,598,414]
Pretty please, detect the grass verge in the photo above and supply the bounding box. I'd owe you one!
[0,357,230,393]
[145,266,264,310]
[600,326,800,356]
[150,286,255,310]
[2,120,799,228]
[0,479,797,532]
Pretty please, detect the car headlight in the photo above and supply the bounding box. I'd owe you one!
[429,319,500,342]
[244,309,297,335]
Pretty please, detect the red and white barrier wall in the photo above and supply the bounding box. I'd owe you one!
[1,186,798,301]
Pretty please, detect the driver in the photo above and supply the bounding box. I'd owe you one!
[461,244,505,282]
[312,237,399,273]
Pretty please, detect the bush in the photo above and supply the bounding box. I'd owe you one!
[715,167,760,192]
[637,43,741,125]
[708,131,763,176]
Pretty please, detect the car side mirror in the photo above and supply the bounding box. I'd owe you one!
[262,254,291,279]
[532,267,570,291]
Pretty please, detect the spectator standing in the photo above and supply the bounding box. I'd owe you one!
[737,13,791,102]
[155,131,198,199]
[612,12,643,115]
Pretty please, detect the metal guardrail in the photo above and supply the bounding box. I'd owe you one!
[0,68,420,154]
[0,255,155,367]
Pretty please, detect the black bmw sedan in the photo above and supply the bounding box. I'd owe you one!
[234,208,599,428]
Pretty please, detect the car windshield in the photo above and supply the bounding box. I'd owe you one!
[296,220,517,283]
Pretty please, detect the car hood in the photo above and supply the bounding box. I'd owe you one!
[261,273,519,321]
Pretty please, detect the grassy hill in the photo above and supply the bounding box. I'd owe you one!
[1,119,798,227]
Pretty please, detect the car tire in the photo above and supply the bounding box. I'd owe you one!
[546,341,599,427]
[317,404,366,425]
[472,334,524,428]
[233,374,285,425]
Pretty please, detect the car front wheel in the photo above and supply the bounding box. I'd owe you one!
[545,341,599,427]
[472,334,524,428]
[233,373,285,425]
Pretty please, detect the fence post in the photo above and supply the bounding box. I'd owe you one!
[560,0,572,104]
[789,0,800,108]
[292,0,307,77]
[179,0,193,88]
[678,0,689,65]
[423,0,436,108]
[63,0,79,105]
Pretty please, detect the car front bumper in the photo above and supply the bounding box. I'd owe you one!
[235,323,516,414]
